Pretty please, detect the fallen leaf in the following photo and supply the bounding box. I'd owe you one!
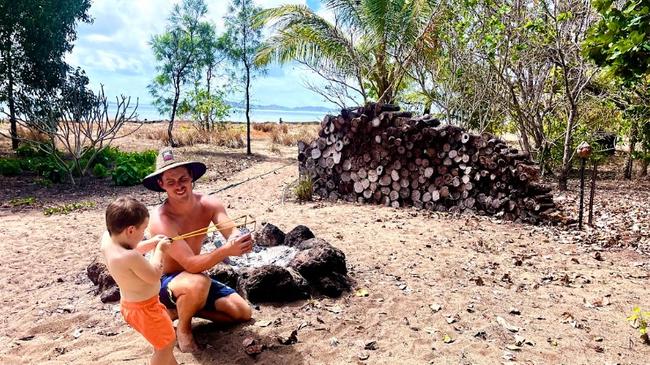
[430,304,442,313]
[329,337,339,347]
[442,333,454,343]
[358,352,369,361]
[72,328,83,339]
[256,320,272,327]
[496,316,519,332]
[364,341,378,350]
[277,330,298,345]
[355,288,369,297]
[19,335,35,341]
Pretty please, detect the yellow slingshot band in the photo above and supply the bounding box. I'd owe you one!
[171,215,257,241]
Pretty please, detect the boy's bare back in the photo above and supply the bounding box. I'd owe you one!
[101,232,162,302]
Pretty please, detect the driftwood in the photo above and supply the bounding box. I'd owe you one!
[298,103,555,223]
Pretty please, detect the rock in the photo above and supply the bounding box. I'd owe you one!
[284,225,315,247]
[241,265,310,303]
[289,239,350,296]
[316,272,351,297]
[294,237,329,250]
[87,262,105,285]
[87,261,119,301]
[97,270,117,293]
[207,264,240,290]
[100,286,120,303]
[254,223,286,247]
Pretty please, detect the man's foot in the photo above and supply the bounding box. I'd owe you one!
[166,308,179,321]
[176,329,201,353]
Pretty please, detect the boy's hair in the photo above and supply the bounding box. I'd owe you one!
[105,196,149,235]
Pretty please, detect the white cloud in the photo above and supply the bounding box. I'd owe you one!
[68,0,336,110]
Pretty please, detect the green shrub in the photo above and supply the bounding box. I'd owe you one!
[15,143,45,158]
[110,150,156,186]
[0,159,22,176]
[93,163,109,178]
[43,201,96,216]
[9,197,36,206]
[294,176,314,202]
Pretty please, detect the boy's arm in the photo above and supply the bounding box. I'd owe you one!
[134,235,167,254]
[127,248,164,285]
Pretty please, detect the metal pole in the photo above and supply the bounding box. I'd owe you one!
[588,161,597,226]
[578,158,586,230]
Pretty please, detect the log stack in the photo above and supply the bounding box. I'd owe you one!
[297,103,556,223]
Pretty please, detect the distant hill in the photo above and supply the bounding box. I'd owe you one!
[226,101,336,113]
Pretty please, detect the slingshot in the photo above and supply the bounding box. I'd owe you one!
[171,214,258,241]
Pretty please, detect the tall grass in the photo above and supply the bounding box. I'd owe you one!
[138,124,245,148]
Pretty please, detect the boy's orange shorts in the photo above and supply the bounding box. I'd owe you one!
[120,295,175,350]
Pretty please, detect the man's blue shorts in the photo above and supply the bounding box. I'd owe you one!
[159,273,236,311]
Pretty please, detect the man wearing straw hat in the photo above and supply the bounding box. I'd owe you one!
[143,147,254,353]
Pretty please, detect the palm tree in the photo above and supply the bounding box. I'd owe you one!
[255,0,439,106]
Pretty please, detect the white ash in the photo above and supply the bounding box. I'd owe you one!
[201,231,298,268]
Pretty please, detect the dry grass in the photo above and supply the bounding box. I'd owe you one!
[253,122,288,133]
[268,142,282,155]
[269,124,319,146]
[136,122,245,148]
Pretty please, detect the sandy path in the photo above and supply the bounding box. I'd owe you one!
[1,141,649,364]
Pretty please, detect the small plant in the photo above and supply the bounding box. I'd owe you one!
[627,307,650,344]
[268,142,282,155]
[34,178,53,187]
[92,163,109,178]
[8,197,36,207]
[294,176,314,202]
[43,201,96,216]
[0,158,22,176]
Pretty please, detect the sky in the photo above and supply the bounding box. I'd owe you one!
[67,0,334,109]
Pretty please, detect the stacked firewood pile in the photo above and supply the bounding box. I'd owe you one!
[298,103,555,223]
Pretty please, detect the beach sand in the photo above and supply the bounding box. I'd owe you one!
[0,132,649,364]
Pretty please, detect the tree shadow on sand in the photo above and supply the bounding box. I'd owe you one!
[189,320,306,365]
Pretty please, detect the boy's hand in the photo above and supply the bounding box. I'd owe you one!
[225,232,253,256]
[149,234,168,243]
[157,237,173,252]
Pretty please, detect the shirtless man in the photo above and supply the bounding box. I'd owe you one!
[142,148,254,352]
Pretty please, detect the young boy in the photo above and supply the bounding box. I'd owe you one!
[101,196,178,365]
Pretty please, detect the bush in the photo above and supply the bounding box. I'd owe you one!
[110,150,156,186]
[93,163,109,178]
[0,159,23,176]
[294,176,314,202]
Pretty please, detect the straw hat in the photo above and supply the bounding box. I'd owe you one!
[142,147,206,192]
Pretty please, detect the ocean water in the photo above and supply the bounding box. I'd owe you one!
[122,103,334,123]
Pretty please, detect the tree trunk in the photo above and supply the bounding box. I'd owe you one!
[558,108,577,191]
[169,90,179,147]
[624,119,638,179]
[245,62,251,155]
[7,45,18,150]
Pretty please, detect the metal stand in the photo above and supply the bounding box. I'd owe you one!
[588,162,597,226]
[578,157,586,230]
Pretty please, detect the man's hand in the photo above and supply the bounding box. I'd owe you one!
[225,232,253,256]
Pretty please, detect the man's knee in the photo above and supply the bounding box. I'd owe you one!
[171,273,211,301]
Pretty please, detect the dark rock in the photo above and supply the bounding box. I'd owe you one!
[207,264,240,290]
[87,262,106,285]
[284,225,315,247]
[241,265,309,303]
[294,237,329,251]
[100,286,120,303]
[289,239,350,296]
[254,223,285,247]
[316,272,351,297]
[97,270,117,293]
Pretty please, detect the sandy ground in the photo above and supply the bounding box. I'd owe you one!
[0,134,649,365]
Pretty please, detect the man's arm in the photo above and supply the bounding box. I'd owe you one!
[165,238,236,274]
